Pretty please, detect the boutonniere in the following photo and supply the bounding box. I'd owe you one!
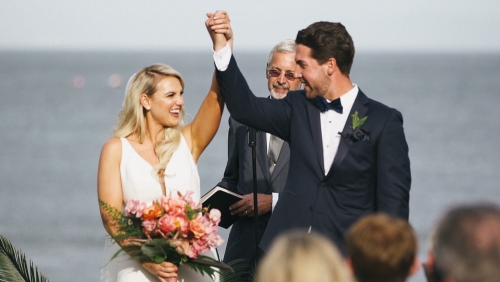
[338,111,370,141]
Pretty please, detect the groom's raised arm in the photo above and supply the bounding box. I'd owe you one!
[206,11,292,141]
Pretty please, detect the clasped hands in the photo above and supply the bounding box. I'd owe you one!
[205,10,233,51]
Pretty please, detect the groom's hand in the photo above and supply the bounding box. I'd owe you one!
[205,10,233,51]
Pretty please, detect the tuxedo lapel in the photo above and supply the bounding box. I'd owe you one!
[307,101,325,174]
[256,130,271,182]
[328,90,370,177]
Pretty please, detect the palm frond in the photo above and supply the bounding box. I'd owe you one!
[220,258,253,282]
[0,234,49,282]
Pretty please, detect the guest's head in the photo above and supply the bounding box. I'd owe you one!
[346,213,419,282]
[115,64,185,177]
[266,39,301,99]
[255,230,352,282]
[425,203,500,282]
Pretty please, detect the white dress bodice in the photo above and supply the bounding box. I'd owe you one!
[100,136,217,282]
[120,135,200,204]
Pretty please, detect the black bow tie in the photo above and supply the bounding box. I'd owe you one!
[314,97,343,114]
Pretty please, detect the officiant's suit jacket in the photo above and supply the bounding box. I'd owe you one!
[217,116,290,264]
[216,56,411,254]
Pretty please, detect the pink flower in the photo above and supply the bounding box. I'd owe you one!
[189,219,206,238]
[160,196,186,217]
[189,241,209,258]
[206,233,224,248]
[142,219,156,233]
[208,209,221,225]
[125,199,146,218]
[158,215,176,234]
[158,214,189,235]
[181,190,197,207]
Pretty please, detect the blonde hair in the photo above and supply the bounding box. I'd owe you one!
[256,230,352,282]
[114,64,186,179]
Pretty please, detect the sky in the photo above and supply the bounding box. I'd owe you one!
[1,0,499,53]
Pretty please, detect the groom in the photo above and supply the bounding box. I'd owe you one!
[206,12,411,255]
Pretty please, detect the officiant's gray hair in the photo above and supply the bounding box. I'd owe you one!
[115,64,185,180]
[266,39,297,67]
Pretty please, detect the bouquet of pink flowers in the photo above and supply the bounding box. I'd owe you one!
[100,190,226,279]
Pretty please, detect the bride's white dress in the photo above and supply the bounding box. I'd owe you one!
[100,136,219,282]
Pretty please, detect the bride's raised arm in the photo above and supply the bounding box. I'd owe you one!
[182,11,232,163]
[182,71,224,163]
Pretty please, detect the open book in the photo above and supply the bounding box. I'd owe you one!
[201,186,243,229]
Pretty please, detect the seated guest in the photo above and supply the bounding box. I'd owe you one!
[423,203,500,282]
[346,213,419,282]
[255,230,353,282]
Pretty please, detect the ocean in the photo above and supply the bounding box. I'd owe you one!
[0,50,499,281]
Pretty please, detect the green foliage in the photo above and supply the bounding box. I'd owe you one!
[185,256,218,279]
[98,198,143,243]
[220,259,253,282]
[139,239,186,265]
[351,111,368,129]
[0,234,49,282]
[98,198,122,223]
[185,203,202,221]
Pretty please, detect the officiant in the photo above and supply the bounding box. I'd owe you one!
[216,39,301,272]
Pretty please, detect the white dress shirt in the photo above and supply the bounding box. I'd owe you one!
[321,86,358,174]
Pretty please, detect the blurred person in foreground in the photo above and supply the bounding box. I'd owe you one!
[255,230,353,282]
[423,203,500,282]
[217,39,301,271]
[346,213,420,282]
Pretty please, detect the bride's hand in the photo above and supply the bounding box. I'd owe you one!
[206,10,233,50]
[141,261,178,282]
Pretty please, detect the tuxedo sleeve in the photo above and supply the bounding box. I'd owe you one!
[215,55,292,141]
[376,110,411,219]
[217,117,239,193]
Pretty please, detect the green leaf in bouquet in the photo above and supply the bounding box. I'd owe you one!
[187,261,217,279]
[141,240,168,263]
[185,204,202,221]
[186,255,235,280]
[98,198,123,224]
[140,239,187,265]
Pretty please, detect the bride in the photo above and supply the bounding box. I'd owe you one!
[97,13,232,282]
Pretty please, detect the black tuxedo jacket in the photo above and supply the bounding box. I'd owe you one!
[216,56,411,254]
[218,117,290,264]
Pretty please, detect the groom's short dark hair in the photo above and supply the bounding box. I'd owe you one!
[295,21,355,76]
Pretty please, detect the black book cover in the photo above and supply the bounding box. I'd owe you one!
[201,186,243,229]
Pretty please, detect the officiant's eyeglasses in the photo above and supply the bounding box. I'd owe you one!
[268,69,296,81]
